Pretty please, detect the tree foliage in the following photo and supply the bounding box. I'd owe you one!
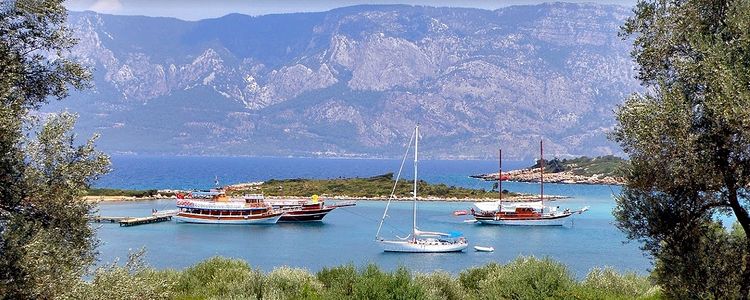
[613,0,750,298]
[66,256,660,300]
[0,0,108,299]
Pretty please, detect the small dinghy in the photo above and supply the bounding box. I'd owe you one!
[474,246,494,252]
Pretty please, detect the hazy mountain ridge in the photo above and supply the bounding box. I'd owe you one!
[51,3,638,159]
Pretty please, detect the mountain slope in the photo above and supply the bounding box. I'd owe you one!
[49,3,638,159]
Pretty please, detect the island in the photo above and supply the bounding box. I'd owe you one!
[86,173,568,202]
[471,155,626,185]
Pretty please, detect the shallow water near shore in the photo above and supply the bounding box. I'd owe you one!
[94,156,650,277]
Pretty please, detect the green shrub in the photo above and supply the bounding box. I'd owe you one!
[477,257,574,300]
[352,265,426,300]
[64,256,662,300]
[458,262,502,296]
[63,251,176,300]
[173,257,262,300]
[263,266,323,300]
[317,264,358,297]
[415,271,468,300]
[569,267,661,300]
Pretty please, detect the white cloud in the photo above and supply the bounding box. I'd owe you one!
[89,0,123,13]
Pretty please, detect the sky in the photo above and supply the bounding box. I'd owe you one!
[64,0,637,21]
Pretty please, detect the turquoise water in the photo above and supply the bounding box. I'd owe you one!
[95,156,533,190]
[94,156,650,277]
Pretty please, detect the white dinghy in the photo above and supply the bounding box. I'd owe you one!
[474,246,495,252]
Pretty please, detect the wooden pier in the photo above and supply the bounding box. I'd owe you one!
[118,215,172,227]
[89,216,130,223]
[88,210,177,227]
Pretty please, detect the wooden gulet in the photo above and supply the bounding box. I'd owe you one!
[471,139,589,226]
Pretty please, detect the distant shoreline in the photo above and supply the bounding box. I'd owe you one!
[471,169,625,185]
[106,153,536,162]
[86,194,571,203]
[471,155,626,185]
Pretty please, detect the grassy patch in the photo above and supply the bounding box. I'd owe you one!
[532,155,626,177]
[230,173,516,199]
[86,188,174,198]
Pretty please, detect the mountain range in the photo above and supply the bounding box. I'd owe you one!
[46,3,639,160]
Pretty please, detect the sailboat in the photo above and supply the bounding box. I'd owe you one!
[471,140,589,226]
[376,125,469,253]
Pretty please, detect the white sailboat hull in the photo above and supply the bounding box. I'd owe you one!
[379,240,468,253]
[376,126,468,253]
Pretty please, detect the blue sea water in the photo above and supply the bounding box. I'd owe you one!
[94,156,650,277]
[94,155,534,190]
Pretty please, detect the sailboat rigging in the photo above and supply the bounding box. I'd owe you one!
[377,125,468,252]
[471,140,589,226]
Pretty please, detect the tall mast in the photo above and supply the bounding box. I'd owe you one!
[498,148,502,206]
[413,125,419,240]
[540,139,544,213]
[376,129,415,240]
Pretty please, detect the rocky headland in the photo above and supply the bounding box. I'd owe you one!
[471,155,626,185]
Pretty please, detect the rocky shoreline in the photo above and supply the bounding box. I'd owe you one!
[85,192,570,203]
[471,167,624,185]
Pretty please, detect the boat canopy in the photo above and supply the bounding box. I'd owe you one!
[413,229,463,238]
[414,229,450,237]
[473,201,545,212]
[473,202,500,212]
[447,230,464,238]
[192,191,222,197]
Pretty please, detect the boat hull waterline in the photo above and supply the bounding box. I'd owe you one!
[174,212,283,224]
[473,214,573,226]
[379,240,468,253]
[279,208,335,222]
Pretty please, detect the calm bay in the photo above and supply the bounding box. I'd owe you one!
[94,156,650,277]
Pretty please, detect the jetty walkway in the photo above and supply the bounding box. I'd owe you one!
[88,209,179,227]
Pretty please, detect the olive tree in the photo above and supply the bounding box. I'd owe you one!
[0,0,110,299]
[613,0,750,298]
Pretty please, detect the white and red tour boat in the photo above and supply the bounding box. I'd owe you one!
[471,141,588,226]
[262,195,356,222]
[174,191,284,224]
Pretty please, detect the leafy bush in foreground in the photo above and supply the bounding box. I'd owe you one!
[63,251,177,300]
[174,257,263,299]
[71,256,660,300]
[264,267,323,299]
[478,257,574,299]
[573,267,661,300]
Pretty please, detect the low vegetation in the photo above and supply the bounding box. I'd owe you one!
[531,155,626,177]
[86,188,171,198]
[65,256,661,300]
[229,173,516,199]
